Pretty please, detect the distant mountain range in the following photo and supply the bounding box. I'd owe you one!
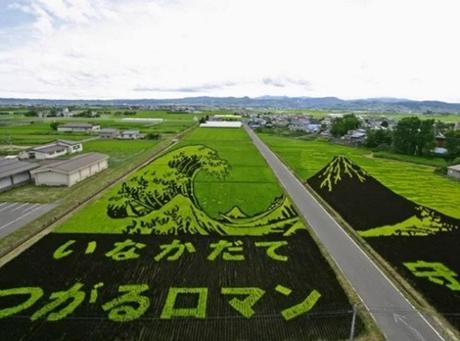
[1,96,460,113]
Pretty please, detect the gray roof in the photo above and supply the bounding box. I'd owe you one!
[0,159,39,178]
[31,152,109,175]
[122,130,140,134]
[31,140,82,153]
[448,164,460,172]
[33,145,67,154]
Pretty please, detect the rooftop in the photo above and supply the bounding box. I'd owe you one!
[31,140,82,153]
[31,152,109,175]
[33,144,67,154]
[0,159,39,178]
[448,164,460,172]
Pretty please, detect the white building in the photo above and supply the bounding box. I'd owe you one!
[0,159,39,192]
[119,130,144,139]
[447,164,460,181]
[20,140,83,160]
[31,153,109,187]
[57,123,100,133]
[200,121,242,128]
[59,108,74,117]
[99,128,120,139]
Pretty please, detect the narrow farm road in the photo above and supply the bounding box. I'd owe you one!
[244,125,445,341]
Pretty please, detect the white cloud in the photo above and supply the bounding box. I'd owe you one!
[0,0,460,101]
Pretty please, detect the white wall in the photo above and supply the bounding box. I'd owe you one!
[34,150,68,160]
[0,177,13,191]
[34,171,69,187]
[12,172,30,184]
[447,169,460,180]
[34,159,108,187]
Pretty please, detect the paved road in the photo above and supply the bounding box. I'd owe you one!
[245,125,445,341]
[0,202,56,239]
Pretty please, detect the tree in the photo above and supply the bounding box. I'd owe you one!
[392,117,435,156]
[146,133,160,140]
[330,114,360,137]
[364,129,393,148]
[24,110,38,117]
[445,130,460,158]
[198,115,209,124]
[50,122,59,130]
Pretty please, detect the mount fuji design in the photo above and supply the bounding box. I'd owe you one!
[307,156,460,237]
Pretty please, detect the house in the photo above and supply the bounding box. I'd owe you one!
[447,164,460,181]
[435,133,446,148]
[119,130,144,139]
[0,158,39,192]
[31,153,109,187]
[20,140,83,160]
[455,122,460,131]
[58,108,74,117]
[57,123,100,133]
[99,128,120,139]
[344,129,367,144]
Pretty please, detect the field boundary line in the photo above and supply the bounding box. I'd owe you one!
[0,125,197,266]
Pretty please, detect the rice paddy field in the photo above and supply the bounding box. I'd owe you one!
[258,133,460,219]
[0,110,198,147]
[0,127,371,340]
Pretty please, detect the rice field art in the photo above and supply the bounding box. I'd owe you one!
[0,143,364,340]
[307,156,460,331]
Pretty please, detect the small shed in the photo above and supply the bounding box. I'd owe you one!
[0,159,39,192]
[447,164,460,181]
[31,153,109,187]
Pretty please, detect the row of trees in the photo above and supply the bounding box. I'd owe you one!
[329,114,460,159]
[365,116,460,159]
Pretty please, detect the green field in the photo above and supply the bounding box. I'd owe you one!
[177,128,282,217]
[0,110,199,147]
[0,125,376,339]
[57,128,284,232]
[259,133,460,219]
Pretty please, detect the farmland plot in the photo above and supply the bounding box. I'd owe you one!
[0,128,364,340]
[307,156,460,331]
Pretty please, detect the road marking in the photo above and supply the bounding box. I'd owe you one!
[0,203,18,213]
[11,203,29,212]
[394,313,426,341]
[0,205,44,231]
[245,126,445,341]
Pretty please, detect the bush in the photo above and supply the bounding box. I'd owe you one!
[373,143,391,152]
[450,157,460,166]
[146,133,160,140]
[434,166,447,175]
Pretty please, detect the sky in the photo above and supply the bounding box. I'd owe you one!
[0,0,460,101]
